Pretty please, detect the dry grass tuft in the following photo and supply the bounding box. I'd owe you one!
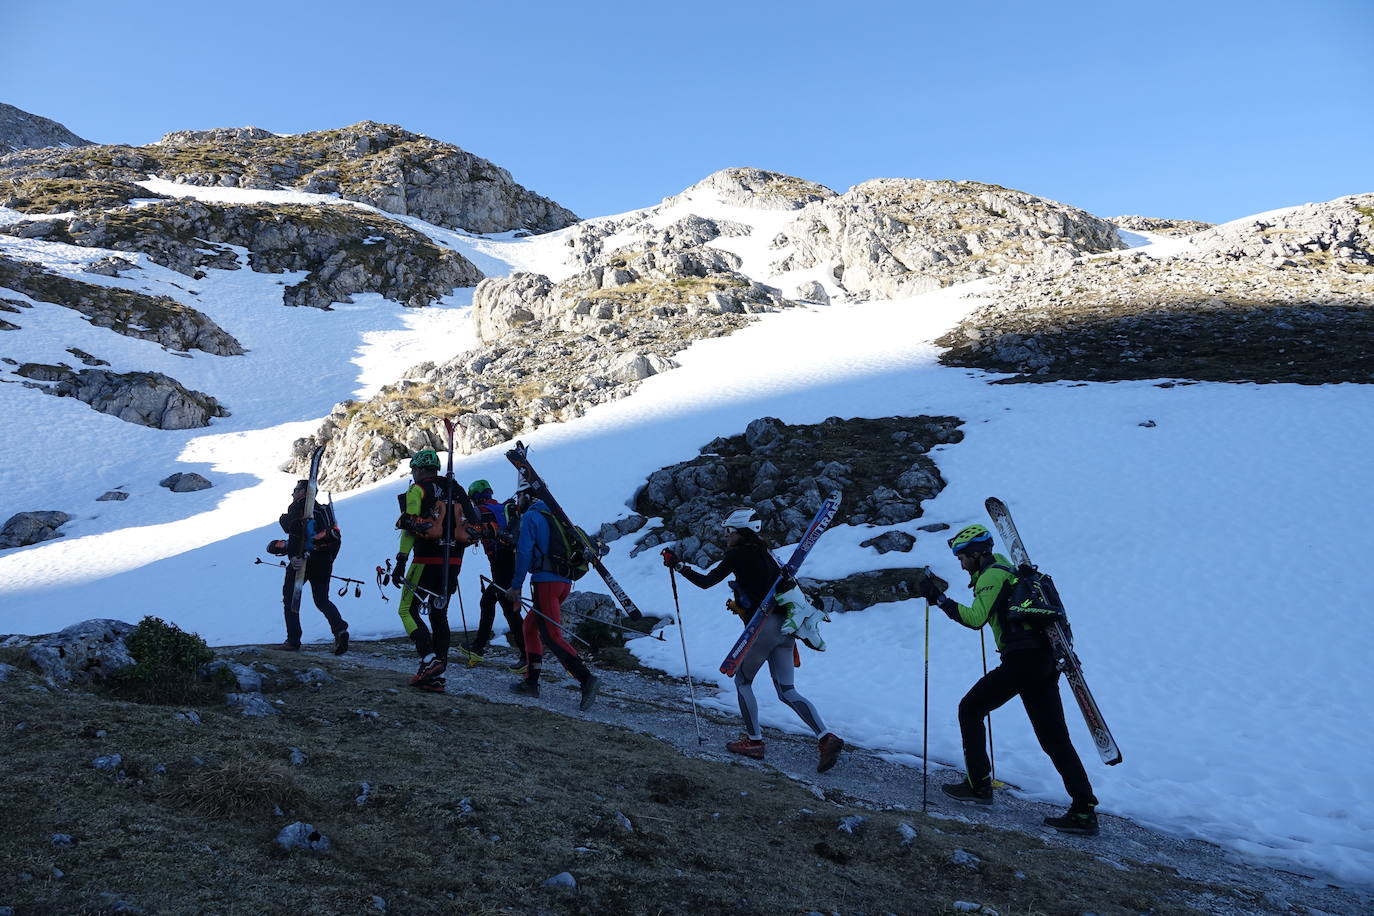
[172,757,304,818]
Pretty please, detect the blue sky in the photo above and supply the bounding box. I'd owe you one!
[5,0,1371,223]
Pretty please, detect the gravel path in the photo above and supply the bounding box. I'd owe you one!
[338,639,1370,916]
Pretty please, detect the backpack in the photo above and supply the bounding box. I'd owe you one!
[314,500,342,549]
[991,563,1068,631]
[535,508,594,581]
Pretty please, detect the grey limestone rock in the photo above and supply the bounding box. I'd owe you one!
[274,822,330,852]
[225,692,277,717]
[97,490,129,501]
[0,510,73,549]
[542,871,577,888]
[17,365,229,430]
[92,754,123,772]
[0,102,93,154]
[160,472,213,492]
[27,619,136,685]
[859,530,916,554]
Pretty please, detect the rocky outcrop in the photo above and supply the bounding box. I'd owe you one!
[798,568,940,614]
[664,168,837,211]
[15,363,230,428]
[291,211,804,489]
[773,179,1123,300]
[940,194,1374,383]
[1,177,166,214]
[0,103,94,154]
[628,415,963,568]
[26,619,136,685]
[159,472,213,492]
[0,255,244,355]
[0,511,73,549]
[3,199,483,309]
[0,120,577,233]
[1111,215,1214,237]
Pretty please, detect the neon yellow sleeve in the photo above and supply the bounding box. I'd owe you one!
[958,564,1013,629]
[397,484,424,554]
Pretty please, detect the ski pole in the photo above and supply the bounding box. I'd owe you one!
[663,557,704,745]
[981,628,996,787]
[254,558,363,596]
[376,558,442,615]
[923,594,931,814]
[484,577,665,643]
[501,586,592,648]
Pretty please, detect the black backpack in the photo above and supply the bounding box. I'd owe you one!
[535,508,593,581]
[991,563,1068,632]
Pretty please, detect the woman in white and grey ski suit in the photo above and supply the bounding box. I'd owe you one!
[663,506,844,773]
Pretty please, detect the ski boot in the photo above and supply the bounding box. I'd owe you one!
[579,675,601,711]
[409,654,448,687]
[457,648,484,668]
[414,676,446,694]
[941,778,994,805]
[725,736,765,759]
[333,628,349,656]
[1044,804,1099,836]
[509,680,540,698]
[817,733,844,773]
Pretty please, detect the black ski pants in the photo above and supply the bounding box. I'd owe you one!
[401,560,461,661]
[281,550,347,646]
[958,647,1097,808]
[473,550,524,657]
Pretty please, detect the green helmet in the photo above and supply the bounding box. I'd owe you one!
[948,524,993,555]
[409,449,441,470]
[468,478,493,497]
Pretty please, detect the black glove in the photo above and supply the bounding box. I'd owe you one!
[937,596,960,621]
[266,539,288,557]
[391,555,408,588]
[915,573,942,603]
[661,548,679,570]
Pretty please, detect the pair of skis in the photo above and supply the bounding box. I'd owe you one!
[719,491,843,677]
[505,441,643,620]
[985,497,1123,766]
[286,446,327,617]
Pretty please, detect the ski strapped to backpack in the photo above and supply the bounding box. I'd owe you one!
[984,497,1122,766]
[532,506,594,581]
[287,446,326,617]
[719,490,842,677]
[505,441,643,619]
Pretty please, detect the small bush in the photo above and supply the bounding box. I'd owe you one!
[173,758,304,818]
[113,616,217,704]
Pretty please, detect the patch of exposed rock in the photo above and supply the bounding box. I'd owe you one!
[15,363,230,429]
[289,215,804,490]
[0,120,577,233]
[627,415,963,568]
[25,619,136,685]
[1,177,167,214]
[0,103,94,154]
[1111,215,1214,237]
[798,568,944,615]
[0,255,244,355]
[773,179,1123,300]
[940,194,1374,383]
[3,199,482,309]
[0,511,73,550]
[663,168,837,211]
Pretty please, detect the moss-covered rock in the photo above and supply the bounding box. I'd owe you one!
[1,177,167,214]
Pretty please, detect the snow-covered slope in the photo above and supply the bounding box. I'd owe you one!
[1,182,1371,889]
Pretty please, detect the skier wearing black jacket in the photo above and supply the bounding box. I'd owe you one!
[267,478,348,654]
[926,524,1098,836]
[466,479,526,665]
[664,506,843,773]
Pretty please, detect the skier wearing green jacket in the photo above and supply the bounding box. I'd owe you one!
[923,523,1099,836]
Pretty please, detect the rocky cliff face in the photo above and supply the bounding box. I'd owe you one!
[3,200,482,309]
[290,208,804,489]
[0,103,94,154]
[0,121,577,234]
[939,194,1374,383]
[15,363,229,429]
[773,179,1123,300]
[1111,214,1214,237]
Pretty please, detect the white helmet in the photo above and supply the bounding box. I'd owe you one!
[721,506,761,533]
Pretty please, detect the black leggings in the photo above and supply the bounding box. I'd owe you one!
[958,648,1096,807]
[472,551,525,656]
[281,552,347,644]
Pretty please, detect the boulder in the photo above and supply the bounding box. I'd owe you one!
[160,472,213,492]
[16,364,230,429]
[859,530,916,554]
[26,618,136,685]
[0,510,73,549]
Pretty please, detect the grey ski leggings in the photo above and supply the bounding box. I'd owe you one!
[734,612,827,739]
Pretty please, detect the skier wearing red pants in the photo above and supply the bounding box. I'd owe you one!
[505,479,600,711]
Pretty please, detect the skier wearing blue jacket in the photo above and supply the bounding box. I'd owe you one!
[504,479,600,711]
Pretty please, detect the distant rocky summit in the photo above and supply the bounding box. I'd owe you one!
[1111,214,1214,237]
[940,193,1374,383]
[773,178,1123,299]
[0,120,577,234]
[0,103,93,154]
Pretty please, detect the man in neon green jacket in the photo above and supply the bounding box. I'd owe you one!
[925,524,1099,836]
